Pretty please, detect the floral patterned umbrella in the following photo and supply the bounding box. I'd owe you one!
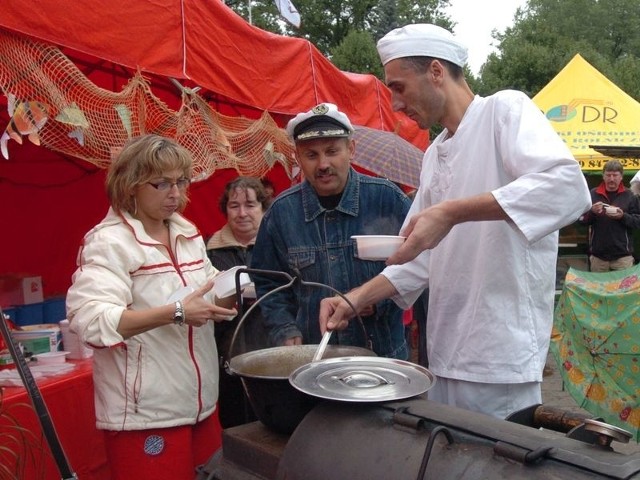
[551,264,640,441]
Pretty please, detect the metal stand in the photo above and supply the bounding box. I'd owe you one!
[0,307,78,479]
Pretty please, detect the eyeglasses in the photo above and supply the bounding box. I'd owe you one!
[147,178,191,191]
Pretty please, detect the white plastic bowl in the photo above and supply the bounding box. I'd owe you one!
[34,351,70,365]
[352,235,406,261]
[214,266,252,299]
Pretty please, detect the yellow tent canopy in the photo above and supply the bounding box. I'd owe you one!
[533,54,640,172]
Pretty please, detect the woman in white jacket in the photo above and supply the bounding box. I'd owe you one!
[66,134,237,479]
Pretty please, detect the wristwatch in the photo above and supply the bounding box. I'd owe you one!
[173,300,185,326]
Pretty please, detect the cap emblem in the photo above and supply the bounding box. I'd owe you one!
[312,104,329,115]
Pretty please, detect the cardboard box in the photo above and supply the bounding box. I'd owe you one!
[0,275,44,307]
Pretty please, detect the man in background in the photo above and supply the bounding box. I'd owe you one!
[580,160,640,271]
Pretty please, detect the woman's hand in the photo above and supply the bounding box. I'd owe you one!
[183,281,237,326]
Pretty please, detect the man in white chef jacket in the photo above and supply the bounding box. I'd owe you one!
[319,24,592,419]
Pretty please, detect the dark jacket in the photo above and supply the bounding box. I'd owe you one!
[250,168,412,359]
[206,225,269,359]
[206,225,267,428]
[579,183,640,260]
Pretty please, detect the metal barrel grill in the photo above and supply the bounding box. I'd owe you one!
[208,398,640,480]
[207,269,640,479]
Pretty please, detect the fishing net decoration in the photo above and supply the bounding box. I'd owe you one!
[0,29,296,181]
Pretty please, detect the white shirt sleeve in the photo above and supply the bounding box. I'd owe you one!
[491,93,592,243]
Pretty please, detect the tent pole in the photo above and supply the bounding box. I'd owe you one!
[248,0,252,24]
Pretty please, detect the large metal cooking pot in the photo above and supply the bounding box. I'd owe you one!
[229,345,376,434]
[226,268,375,434]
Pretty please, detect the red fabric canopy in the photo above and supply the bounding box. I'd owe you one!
[0,0,428,300]
[0,0,427,146]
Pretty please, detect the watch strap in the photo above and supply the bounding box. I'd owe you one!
[173,300,185,326]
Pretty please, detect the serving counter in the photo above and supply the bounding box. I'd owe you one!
[0,359,109,479]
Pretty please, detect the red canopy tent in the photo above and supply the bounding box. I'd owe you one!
[0,0,428,135]
[0,0,428,298]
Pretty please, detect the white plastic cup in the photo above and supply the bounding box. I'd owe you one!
[59,319,93,360]
[213,266,252,299]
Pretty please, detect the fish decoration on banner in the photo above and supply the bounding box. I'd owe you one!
[263,140,287,170]
[114,103,132,138]
[67,128,85,146]
[55,102,89,146]
[1,93,49,159]
[55,102,89,128]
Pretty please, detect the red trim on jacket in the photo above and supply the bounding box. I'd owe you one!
[595,181,626,201]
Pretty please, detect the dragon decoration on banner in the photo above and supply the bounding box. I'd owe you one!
[0,29,296,181]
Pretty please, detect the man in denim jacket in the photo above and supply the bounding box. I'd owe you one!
[250,103,412,359]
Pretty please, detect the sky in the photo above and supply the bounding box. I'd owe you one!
[445,0,528,75]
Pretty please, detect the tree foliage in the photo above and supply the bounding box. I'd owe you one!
[330,30,384,79]
[225,0,452,78]
[225,0,640,104]
[477,0,640,100]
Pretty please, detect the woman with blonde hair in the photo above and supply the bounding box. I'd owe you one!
[67,134,236,479]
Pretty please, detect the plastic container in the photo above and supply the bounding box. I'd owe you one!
[14,302,44,326]
[352,235,406,261]
[1,306,17,323]
[0,352,15,369]
[43,297,66,323]
[59,319,93,360]
[213,266,252,299]
[11,323,61,355]
[33,351,70,365]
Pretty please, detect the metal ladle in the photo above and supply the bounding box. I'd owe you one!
[312,330,333,362]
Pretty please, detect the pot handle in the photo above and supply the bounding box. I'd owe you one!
[228,269,297,369]
[226,269,370,373]
[233,268,294,319]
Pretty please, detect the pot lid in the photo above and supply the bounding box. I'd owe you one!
[289,356,435,402]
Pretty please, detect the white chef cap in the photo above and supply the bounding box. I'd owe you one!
[377,24,468,68]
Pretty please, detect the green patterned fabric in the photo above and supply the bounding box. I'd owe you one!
[551,264,640,441]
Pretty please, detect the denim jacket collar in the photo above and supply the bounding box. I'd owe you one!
[301,167,360,222]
